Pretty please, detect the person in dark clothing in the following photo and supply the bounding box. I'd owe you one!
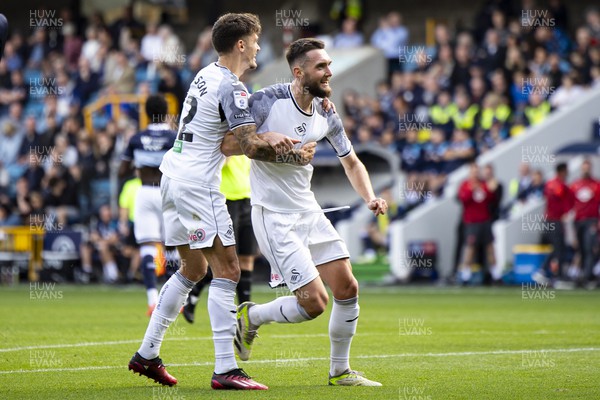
[17,116,50,164]
[569,159,600,286]
[158,66,186,109]
[22,154,45,193]
[399,130,424,173]
[539,163,574,282]
[450,44,473,90]
[482,164,503,222]
[457,163,497,284]
[73,58,100,105]
[480,163,503,283]
[0,14,8,62]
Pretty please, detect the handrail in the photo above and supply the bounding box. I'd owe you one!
[83,93,179,134]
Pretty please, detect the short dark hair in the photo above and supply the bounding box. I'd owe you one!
[211,13,261,54]
[145,94,168,122]
[285,38,325,67]
[556,162,567,174]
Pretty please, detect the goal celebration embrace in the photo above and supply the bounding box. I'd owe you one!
[127,12,386,390]
[4,1,598,398]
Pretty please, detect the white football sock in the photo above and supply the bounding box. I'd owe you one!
[103,261,118,282]
[138,271,195,360]
[491,264,502,280]
[329,297,359,377]
[460,266,472,282]
[249,296,312,326]
[147,288,158,306]
[208,278,238,374]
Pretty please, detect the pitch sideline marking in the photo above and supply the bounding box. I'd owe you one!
[0,329,573,353]
[1,347,598,375]
[0,333,332,353]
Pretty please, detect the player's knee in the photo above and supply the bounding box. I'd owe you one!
[336,277,359,300]
[213,261,240,282]
[179,261,207,283]
[302,291,328,318]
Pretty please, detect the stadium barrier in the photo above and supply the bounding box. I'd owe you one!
[83,93,179,134]
[0,226,44,283]
[493,156,583,275]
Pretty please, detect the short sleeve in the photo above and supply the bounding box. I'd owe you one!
[249,90,272,128]
[324,110,352,158]
[217,79,255,130]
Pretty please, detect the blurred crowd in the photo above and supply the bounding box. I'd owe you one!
[0,6,217,231]
[337,4,600,216]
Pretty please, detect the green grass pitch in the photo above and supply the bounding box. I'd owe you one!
[1,284,599,399]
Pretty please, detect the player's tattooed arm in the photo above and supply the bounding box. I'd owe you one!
[231,125,315,165]
[221,132,243,156]
[222,131,299,157]
[232,125,276,161]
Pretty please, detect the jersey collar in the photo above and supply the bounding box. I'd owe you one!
[288,84,314,117]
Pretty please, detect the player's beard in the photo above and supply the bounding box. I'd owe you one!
[248,55,257,70]
[304,77,331,98]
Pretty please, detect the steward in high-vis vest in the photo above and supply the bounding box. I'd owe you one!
[429,90,456,135]
[479,93,511,131]
[452,91,479,134]
[524,92,551,126]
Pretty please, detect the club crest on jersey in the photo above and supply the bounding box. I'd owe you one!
[233,90,248,109]
[294,122,307,136]
[290,268,302,284]
[189,228,206,243]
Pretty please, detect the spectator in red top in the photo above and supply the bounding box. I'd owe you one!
[541,163,575,281]
[569,159,600,285]
[457,163,497,284]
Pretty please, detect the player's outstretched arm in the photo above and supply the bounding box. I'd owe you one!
[340,150,388,216]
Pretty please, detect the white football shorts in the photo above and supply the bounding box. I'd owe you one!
[134,185,164,244]
[161,175,235,249]
[252,205,350,292]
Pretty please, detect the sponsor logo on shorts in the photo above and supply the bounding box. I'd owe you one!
[290,268,302,284]
[189,228,206,243]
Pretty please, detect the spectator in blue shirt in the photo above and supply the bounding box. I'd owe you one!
[444,129,476,173]
[333,18,364,48]
[400,129,423,173]
[423,129,449,175]
[371,12,409,77]
[81,204,121,283]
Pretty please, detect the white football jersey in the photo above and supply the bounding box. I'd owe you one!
[160,62,254,188]
[249,83,352,212]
